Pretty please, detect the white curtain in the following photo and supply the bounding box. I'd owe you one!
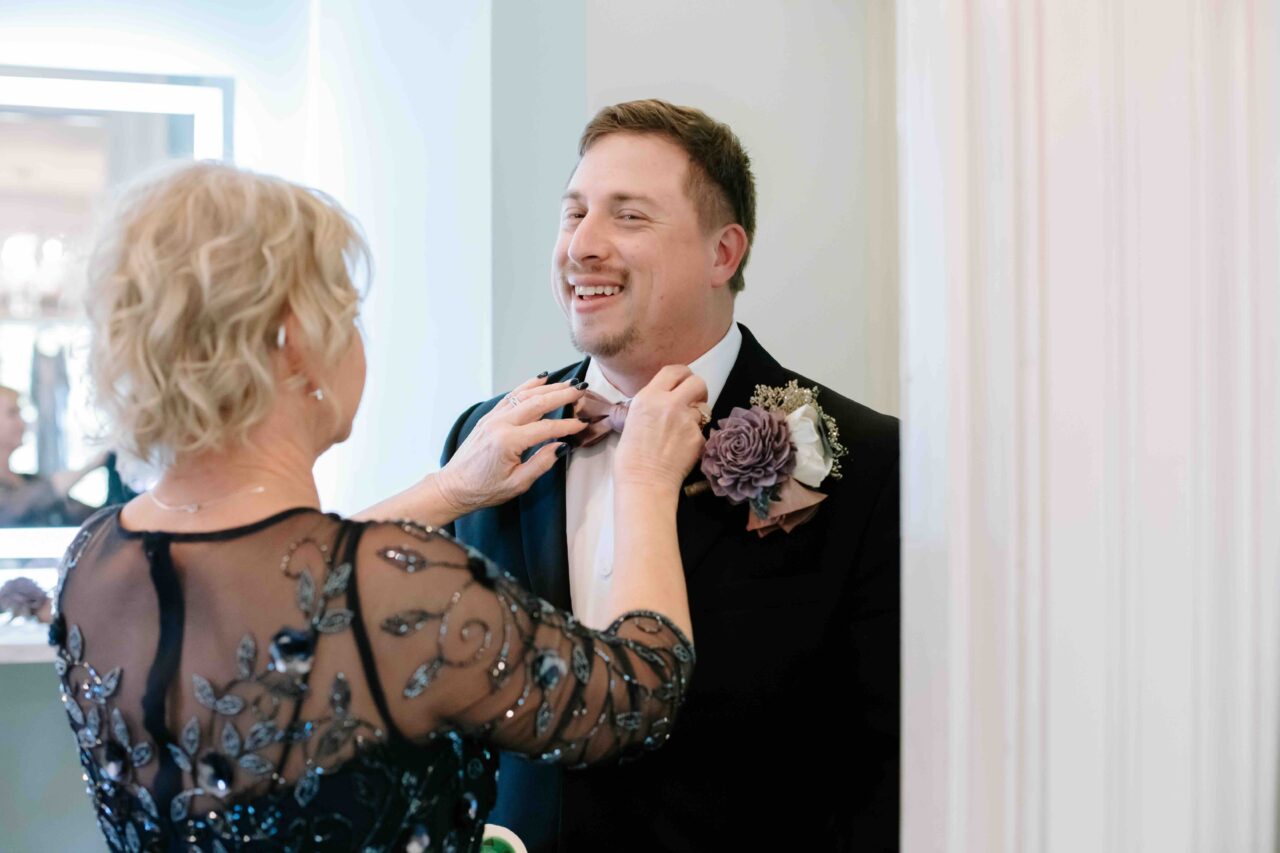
[898,1,1280,850]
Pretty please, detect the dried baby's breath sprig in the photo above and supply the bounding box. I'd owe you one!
[750,379,814,414]
[819,411,847,479]
[751,380,849,480]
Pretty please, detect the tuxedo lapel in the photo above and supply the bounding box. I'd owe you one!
[676,323,790,578]
[517,358,590,611]
[708,324,789,427]
[518,456,571,610]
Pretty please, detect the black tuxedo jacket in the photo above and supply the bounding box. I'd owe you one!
[440,325,899,852]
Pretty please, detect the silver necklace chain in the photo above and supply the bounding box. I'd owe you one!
[147,484,267,514]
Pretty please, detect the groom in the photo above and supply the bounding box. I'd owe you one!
[442,100,899,852]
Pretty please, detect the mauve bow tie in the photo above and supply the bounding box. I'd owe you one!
[573,390,630,448]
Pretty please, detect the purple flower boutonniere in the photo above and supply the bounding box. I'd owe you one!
[692,380,848,537]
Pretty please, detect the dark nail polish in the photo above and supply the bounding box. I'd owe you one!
[555,443,571,458]
[577,381,590,391]
[569,377,583,387]
[537,370,549,378]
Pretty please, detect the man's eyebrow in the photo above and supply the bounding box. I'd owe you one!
[560,190,660,206]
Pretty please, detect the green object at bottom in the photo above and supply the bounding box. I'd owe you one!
[481,839,516,853]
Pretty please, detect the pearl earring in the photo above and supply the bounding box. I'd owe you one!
[310,388,325,401]
[276,325,287,349]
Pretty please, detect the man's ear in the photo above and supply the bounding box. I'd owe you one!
[709,223,749,288]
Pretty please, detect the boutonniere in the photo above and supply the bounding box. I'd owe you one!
[686,380,848,537]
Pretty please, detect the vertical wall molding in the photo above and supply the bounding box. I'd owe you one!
[900,1,1280,851]
[865,0,901,417]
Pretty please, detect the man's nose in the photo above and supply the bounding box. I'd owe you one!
[567,211,610,265]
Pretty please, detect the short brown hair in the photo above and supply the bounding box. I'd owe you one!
[579,99,756,293]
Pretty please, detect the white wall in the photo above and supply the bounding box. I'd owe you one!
[582,0,899,414]
[306,1,493,514]
[490,0,586,391]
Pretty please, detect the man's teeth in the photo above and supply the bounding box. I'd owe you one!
[574,285,621,297]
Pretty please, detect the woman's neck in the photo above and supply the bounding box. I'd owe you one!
[121,437,323,533]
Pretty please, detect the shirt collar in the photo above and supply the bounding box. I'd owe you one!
[583,323,743,408]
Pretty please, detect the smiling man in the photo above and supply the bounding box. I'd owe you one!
[441,100,900,852]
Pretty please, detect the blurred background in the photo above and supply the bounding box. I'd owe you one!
[1,2,1277,852]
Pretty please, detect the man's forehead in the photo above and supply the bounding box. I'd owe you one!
[566,135,689,191]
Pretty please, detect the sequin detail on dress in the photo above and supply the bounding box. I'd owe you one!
[52,509,693,851]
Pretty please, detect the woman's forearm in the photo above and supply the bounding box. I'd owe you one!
[353,472,463,528]
[605,481,692,641]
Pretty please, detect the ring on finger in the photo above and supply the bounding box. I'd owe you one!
[507,393,524,408]
[694,403,712,428]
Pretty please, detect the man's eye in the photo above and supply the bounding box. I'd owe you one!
[563,211,585,222]
[619,213,644,222]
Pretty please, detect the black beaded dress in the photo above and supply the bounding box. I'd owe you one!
[50,507,694,852]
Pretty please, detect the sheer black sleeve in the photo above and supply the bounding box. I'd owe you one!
[353,520,694,767]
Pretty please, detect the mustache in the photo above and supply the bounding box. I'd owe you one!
[560,266,630,286]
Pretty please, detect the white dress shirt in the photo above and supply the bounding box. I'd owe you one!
[566,323,743,627]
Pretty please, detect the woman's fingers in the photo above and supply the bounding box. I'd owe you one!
[506,384,586,426]
[669,373,709,408]
[477,374,551,425]
[643,364,694,393]
[510,376,576,402]
[632,365,706,412]
[513,373,552,393]
[444,365,715,508]
[611,366,712,492]
[509,441,566,492]
[515,416,590,447]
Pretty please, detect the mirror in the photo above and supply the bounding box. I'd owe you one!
[0,66,230,657]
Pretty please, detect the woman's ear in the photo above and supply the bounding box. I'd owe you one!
[274,313,310,387]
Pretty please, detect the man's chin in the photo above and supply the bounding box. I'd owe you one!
[569,325,637,360]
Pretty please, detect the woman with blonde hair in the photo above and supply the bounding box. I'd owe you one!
[51,162,705,851]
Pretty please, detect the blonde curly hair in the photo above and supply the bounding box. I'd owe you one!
[88,162,368,466]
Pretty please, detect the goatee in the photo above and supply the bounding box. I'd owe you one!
[569,324,638,359]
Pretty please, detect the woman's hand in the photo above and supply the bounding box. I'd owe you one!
[614,365,708,493]
[433,375,589,516]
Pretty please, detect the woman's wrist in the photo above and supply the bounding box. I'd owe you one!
[614,474,681,506]
[613,481,681,541]
[354,472,464,527]
[419,472,469,525]
[613,455,688,496]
